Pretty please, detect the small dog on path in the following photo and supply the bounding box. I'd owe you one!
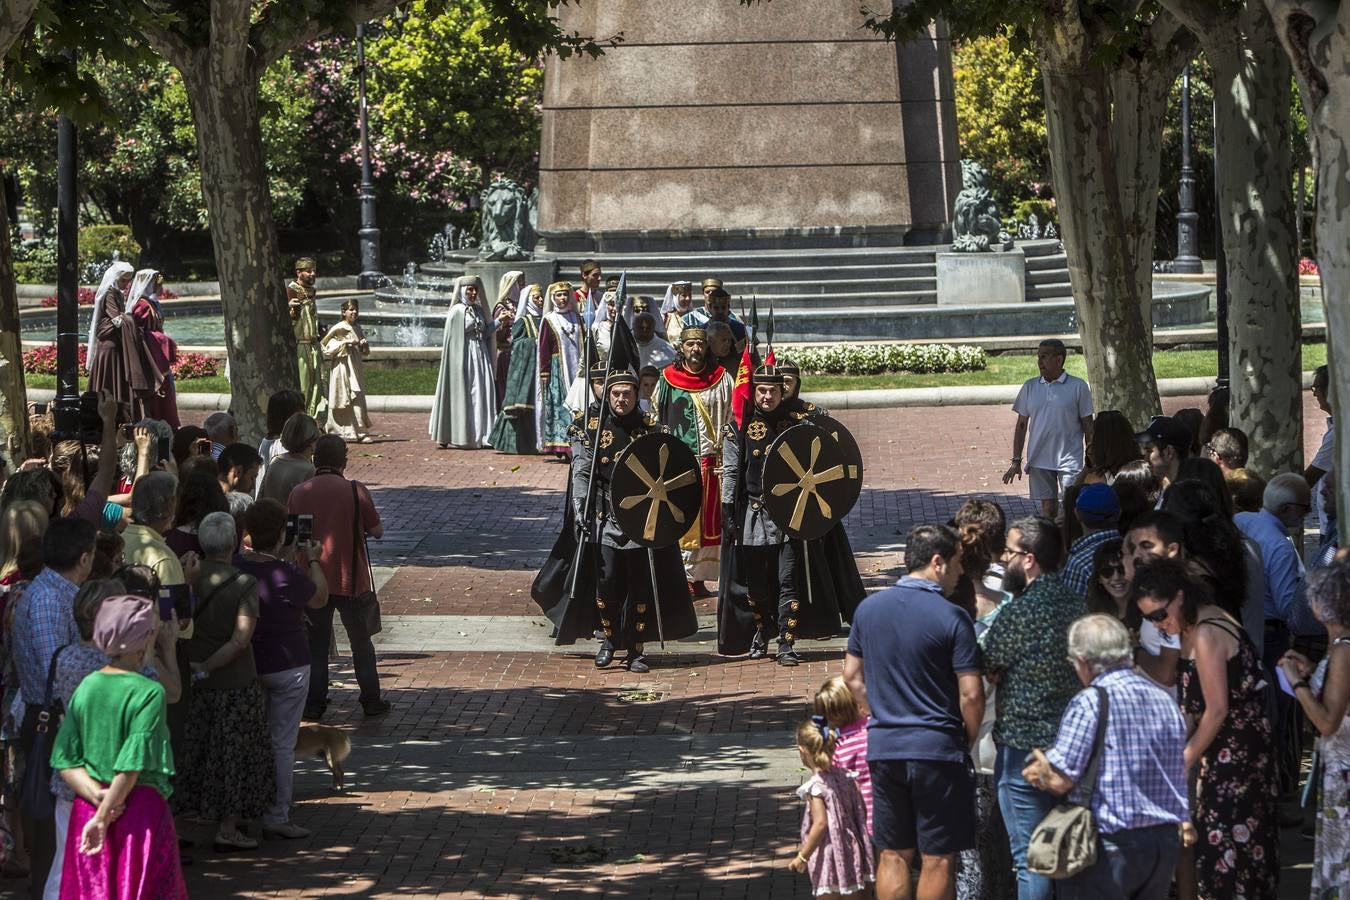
[295,724,352,790]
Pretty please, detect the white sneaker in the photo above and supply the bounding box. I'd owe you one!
[262,822,311,840]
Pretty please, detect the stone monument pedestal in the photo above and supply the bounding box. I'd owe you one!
[463,259,558,295]
[936,250,1026,306]
[536,0,960,253]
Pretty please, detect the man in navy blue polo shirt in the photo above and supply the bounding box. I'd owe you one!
[844,524,984,900]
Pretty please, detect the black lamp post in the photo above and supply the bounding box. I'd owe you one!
[1213,90,1230,392]
[1174,64,1203,275]
[356,22,382,290]
[53,51,81,437]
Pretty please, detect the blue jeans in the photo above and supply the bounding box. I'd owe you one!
[1056,824,1179,900]
[995,744,1055,900]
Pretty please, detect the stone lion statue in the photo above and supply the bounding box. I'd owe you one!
[951,160,1009,252]
[478,177,537,261]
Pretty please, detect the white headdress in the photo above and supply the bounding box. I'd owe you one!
[86,261,135,372]
[496,270,523,311]
[660,280,693,316]
[125,268,160,313]
[515,283,544,320]
[451,275,489,318]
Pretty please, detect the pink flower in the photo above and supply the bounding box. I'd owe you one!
[1217,749,1231,764]
[1232,824,1249,843]
[1251,844,1264,861]
[1207,830,1223,847]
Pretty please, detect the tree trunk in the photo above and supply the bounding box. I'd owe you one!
[0,184,30,464]
[0,0,39,466]
[1038,50,1162,430]
[179,56,298,441]
[1264,2,1349,522]
[1208,3,1303,476]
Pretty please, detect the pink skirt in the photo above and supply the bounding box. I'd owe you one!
[61,786,187,900]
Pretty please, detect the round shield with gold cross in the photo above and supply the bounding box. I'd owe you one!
[810,413,864,515]
[611,432,704,548]
[763,422,860,541]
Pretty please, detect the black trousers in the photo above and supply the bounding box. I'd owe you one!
[307,594,382,706]
[742,542,799,645]
[596,545,658,652]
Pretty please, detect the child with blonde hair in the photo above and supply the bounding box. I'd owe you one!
[791,719,875,898]
[814,675,872,833]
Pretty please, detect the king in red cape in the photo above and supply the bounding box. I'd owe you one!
[653,326,735,590]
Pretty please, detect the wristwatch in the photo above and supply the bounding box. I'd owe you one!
[1293,679,1311,693]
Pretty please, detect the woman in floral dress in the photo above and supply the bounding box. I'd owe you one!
[1134,557,1278,900]
[1279,561,1350,897]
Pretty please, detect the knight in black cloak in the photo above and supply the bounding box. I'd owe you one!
[532,371,697,671]
[717,365,865,661]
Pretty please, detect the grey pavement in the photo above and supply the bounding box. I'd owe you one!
[296,732,804,796]
[336,614,850,654]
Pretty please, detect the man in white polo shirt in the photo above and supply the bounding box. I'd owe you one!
[1002,339,1093,519]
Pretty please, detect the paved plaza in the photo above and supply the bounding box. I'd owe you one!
[174,397,1324,898]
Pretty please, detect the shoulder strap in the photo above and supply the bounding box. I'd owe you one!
[1078,686,1110,799]
[351,480,373,595]
[1196,617,1242,641]
[194,570,244,620]
[41,643,71,708]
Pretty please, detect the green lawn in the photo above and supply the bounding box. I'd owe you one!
[25,346,1325,396]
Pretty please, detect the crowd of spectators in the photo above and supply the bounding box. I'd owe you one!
[0,388,384,896]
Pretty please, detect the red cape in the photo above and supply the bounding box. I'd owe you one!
[661,363,727,392]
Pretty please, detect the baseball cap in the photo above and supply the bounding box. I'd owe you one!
[1075,483,1121,527]
[1135,415,1192,452]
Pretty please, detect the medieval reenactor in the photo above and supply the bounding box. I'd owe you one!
[718,365,866,662]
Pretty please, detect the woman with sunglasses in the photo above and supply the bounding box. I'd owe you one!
[1085,538,1131,620]
[1133,557,1278,900]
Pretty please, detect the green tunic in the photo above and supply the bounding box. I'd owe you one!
[51,670,176,799]
[488,313,541,454]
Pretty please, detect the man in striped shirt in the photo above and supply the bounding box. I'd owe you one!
[1022,614,1188,899]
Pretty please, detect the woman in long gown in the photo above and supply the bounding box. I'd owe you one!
[491,270,524,410]
[535,281,584,457]
[321,299,373,443]
[87,262,159,419]
[126,269,181,429]
[488,283,543,454]
[430,275,506,449]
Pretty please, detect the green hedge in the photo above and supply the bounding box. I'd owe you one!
[79,225,140,271]
[785,343,987,376]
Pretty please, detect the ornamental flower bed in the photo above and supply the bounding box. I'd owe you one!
[40,286,180,307]
[1299,258,1320,276]
[39,288,97,308]
[786,343,987,376]
[23,344,218,380]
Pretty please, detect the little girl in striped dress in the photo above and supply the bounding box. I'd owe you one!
[814,675,872,833]
[790,718,875,898]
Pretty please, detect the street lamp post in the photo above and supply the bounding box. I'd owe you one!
[54,51,81,438]
[356,23,382,290]
[1174,64,1203,275]
[1213,91,1230,393]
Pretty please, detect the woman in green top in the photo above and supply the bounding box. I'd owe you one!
[51,593,186,899]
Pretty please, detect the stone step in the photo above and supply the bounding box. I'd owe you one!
[1025,252,1068,271]
[578,261,938,284]
[619,276,938,298]
[1025,268,1070,286]
[1027,284,1075,302]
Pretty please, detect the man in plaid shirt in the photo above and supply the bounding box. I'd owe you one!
[1022,614,1188,899]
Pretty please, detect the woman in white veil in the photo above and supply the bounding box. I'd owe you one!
[660,280,693,345]
[87,261,159,418]
[429,275,506,449]
[491,270,524,408]
[126,268,181,428]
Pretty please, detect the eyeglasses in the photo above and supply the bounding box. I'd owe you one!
[1097,563,1125,578]
[1141,598,1175,623]
[1002,547,1028,558]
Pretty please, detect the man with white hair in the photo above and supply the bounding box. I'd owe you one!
[204,411,238,459]
[1236,472,1322,663]
[1021,614,1188,899]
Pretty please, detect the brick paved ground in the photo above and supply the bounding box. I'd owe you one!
[162,396,1324,898]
